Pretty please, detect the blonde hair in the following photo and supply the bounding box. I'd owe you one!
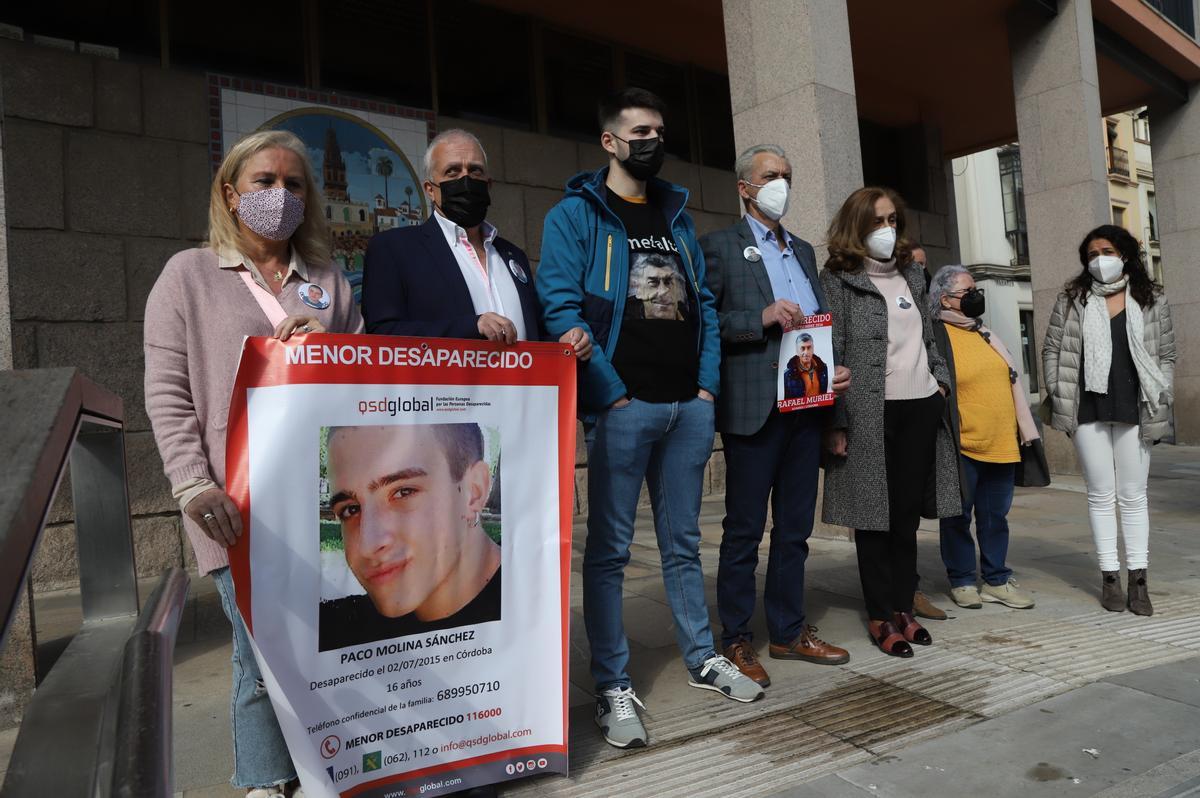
[207,130,331,266]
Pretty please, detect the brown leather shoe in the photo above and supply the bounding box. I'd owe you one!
[723,639,770,687]
[769,625,850,665]
[913,590,947,620]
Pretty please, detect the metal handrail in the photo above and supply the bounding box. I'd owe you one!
[0,368,189,798]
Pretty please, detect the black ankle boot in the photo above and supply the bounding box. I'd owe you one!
[1127,569,1153,616]
[1101,571,1125,612]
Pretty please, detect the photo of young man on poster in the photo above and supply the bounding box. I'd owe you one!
[318,422,502,650]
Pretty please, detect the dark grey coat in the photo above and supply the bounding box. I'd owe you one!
[700,218,827,436]
[820,263,962,531]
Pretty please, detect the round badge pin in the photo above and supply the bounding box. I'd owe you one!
[508,258,529,284]
[743,246,762,263]
[298,282,330,310]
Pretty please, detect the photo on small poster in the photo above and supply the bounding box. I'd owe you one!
[778,314,836,412]
[316,422,502,651]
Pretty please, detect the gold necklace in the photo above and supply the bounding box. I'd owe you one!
[273,269,284,281]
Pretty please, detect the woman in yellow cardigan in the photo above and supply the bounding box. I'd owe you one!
[929,266,1040,611]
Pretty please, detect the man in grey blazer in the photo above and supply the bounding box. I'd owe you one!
[700,144,851,688]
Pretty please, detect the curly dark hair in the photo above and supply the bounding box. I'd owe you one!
[1068,224,1158,309]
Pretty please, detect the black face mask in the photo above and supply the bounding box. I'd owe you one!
[960,287,986,318]
[613,134,665,181]
[436,175,490,228]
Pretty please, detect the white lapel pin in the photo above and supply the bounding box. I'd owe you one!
[508,258,529,284]
[743,246,762,263]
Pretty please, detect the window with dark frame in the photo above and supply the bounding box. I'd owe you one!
[997,145,1029,267]
[2,0,161,62]
[543,30,613,142]
[1019,309,1039,394]
[318,0,431,109]
[170,0,305,84]
[625,53,692,161]
[695,69,736,170]
[434,0,534,129]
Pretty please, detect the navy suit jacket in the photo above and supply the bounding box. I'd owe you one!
[362,216,543,340]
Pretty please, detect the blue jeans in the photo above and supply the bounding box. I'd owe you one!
[211,567,296,789]
[583,396,718,691]
[718,409,821,647]
[938,456,1016,588]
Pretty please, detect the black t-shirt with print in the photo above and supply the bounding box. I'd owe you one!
[606,189,698,403]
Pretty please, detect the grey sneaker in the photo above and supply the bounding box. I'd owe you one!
[950,585,983,609]
[981,578,1035,609]
[595,686,648,749]
[688,655,765,703]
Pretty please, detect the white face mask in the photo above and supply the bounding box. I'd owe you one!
[1088,255,1125,284]
[746,178,789,221]
[865,226,897,260]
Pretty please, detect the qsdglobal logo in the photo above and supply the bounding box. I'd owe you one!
[359,396,435,416]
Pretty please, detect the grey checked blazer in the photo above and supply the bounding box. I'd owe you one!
[700,218,828,437]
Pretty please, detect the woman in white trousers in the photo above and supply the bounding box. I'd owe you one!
[1042,224,1174,616]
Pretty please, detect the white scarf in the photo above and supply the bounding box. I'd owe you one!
[1082,278,1166,412]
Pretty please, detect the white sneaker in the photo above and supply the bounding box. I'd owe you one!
[246,786,287,798]
[981,579,1035,609]
[688,655,765,703]
[950,585,983,609]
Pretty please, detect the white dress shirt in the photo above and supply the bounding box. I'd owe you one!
[433,210,527,341]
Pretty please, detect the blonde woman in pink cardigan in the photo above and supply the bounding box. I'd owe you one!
[144,130,363,798]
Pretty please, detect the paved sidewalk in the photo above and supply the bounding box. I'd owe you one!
[8,446,1196,797]
[493,444,1200,798]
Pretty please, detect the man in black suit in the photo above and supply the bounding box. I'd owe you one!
[360,128,587,798]
[362,128,591,358]
[700,144,852,689]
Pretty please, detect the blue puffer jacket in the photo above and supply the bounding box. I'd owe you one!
[535,167,721,415]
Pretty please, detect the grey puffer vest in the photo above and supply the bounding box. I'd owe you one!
[1040,292,1176,443]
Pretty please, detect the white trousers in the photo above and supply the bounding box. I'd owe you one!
[1073,422,1151,571]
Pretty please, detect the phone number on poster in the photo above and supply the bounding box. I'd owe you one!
[436,681,502,701]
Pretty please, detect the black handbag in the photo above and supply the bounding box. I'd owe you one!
[1015,437,1051,487]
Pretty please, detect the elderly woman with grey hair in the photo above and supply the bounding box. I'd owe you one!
[929,265,1040,611]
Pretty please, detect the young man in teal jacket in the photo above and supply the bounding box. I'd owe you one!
[536,87,762,751]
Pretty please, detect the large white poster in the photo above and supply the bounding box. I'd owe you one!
[227,335,576,797]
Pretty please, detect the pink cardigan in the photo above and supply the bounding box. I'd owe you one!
[143,247,363,575]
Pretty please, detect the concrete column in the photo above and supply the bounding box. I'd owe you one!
[722,0,863,251]
[1009,0,1111,471]
[1150,84,1200,444]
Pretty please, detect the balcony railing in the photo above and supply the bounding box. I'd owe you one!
[1108,146,1131,179]
[1144,0,1196,37]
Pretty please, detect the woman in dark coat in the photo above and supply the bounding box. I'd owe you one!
[820,187,961,658]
